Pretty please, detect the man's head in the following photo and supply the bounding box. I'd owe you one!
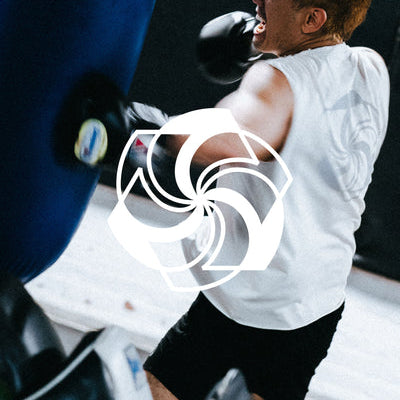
[292,0,372,41]
[252,0,372,56]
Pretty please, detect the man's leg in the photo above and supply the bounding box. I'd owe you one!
[143,293,234,400]
[146,371,178,400]
[147,371,265,400]
[145,294,344,400]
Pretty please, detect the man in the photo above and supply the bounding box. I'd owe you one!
[143,0,390,399]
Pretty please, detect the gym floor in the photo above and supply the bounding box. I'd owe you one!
[26,184,400,400]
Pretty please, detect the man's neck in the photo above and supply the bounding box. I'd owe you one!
[279,36,343,57]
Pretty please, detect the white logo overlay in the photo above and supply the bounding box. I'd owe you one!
[108,109,292,291]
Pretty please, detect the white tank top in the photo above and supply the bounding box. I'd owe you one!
[183,44,390,329]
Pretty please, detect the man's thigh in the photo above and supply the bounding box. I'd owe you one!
[144,293,344,400]
[146,371,265,400]
[144,293,234,399]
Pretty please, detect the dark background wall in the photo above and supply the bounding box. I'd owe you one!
[121,0,400,280]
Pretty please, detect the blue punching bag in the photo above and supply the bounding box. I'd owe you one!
[0,0,156,282]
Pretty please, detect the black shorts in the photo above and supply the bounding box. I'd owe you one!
[144,293,344,400]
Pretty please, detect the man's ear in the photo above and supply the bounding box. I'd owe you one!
[302,8,327,34]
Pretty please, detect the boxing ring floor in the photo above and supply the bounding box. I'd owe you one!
[26,184,400,400]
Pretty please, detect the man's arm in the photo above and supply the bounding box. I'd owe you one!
[167,61,294,164]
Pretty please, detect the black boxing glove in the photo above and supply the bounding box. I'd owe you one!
[121,102,182,201]
[123,102,206,204]
[0,273,66,398]
[126,101,172,175]
[127,101,169,131]
[197,11,274,85]
[96,100,178,201]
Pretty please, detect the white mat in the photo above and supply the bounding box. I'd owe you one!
[27,185,400,400]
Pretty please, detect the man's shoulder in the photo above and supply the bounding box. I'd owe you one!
[240,61,292,103]
[349,45,382,58]
[348,46,390,89]
[349,46,388,69]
